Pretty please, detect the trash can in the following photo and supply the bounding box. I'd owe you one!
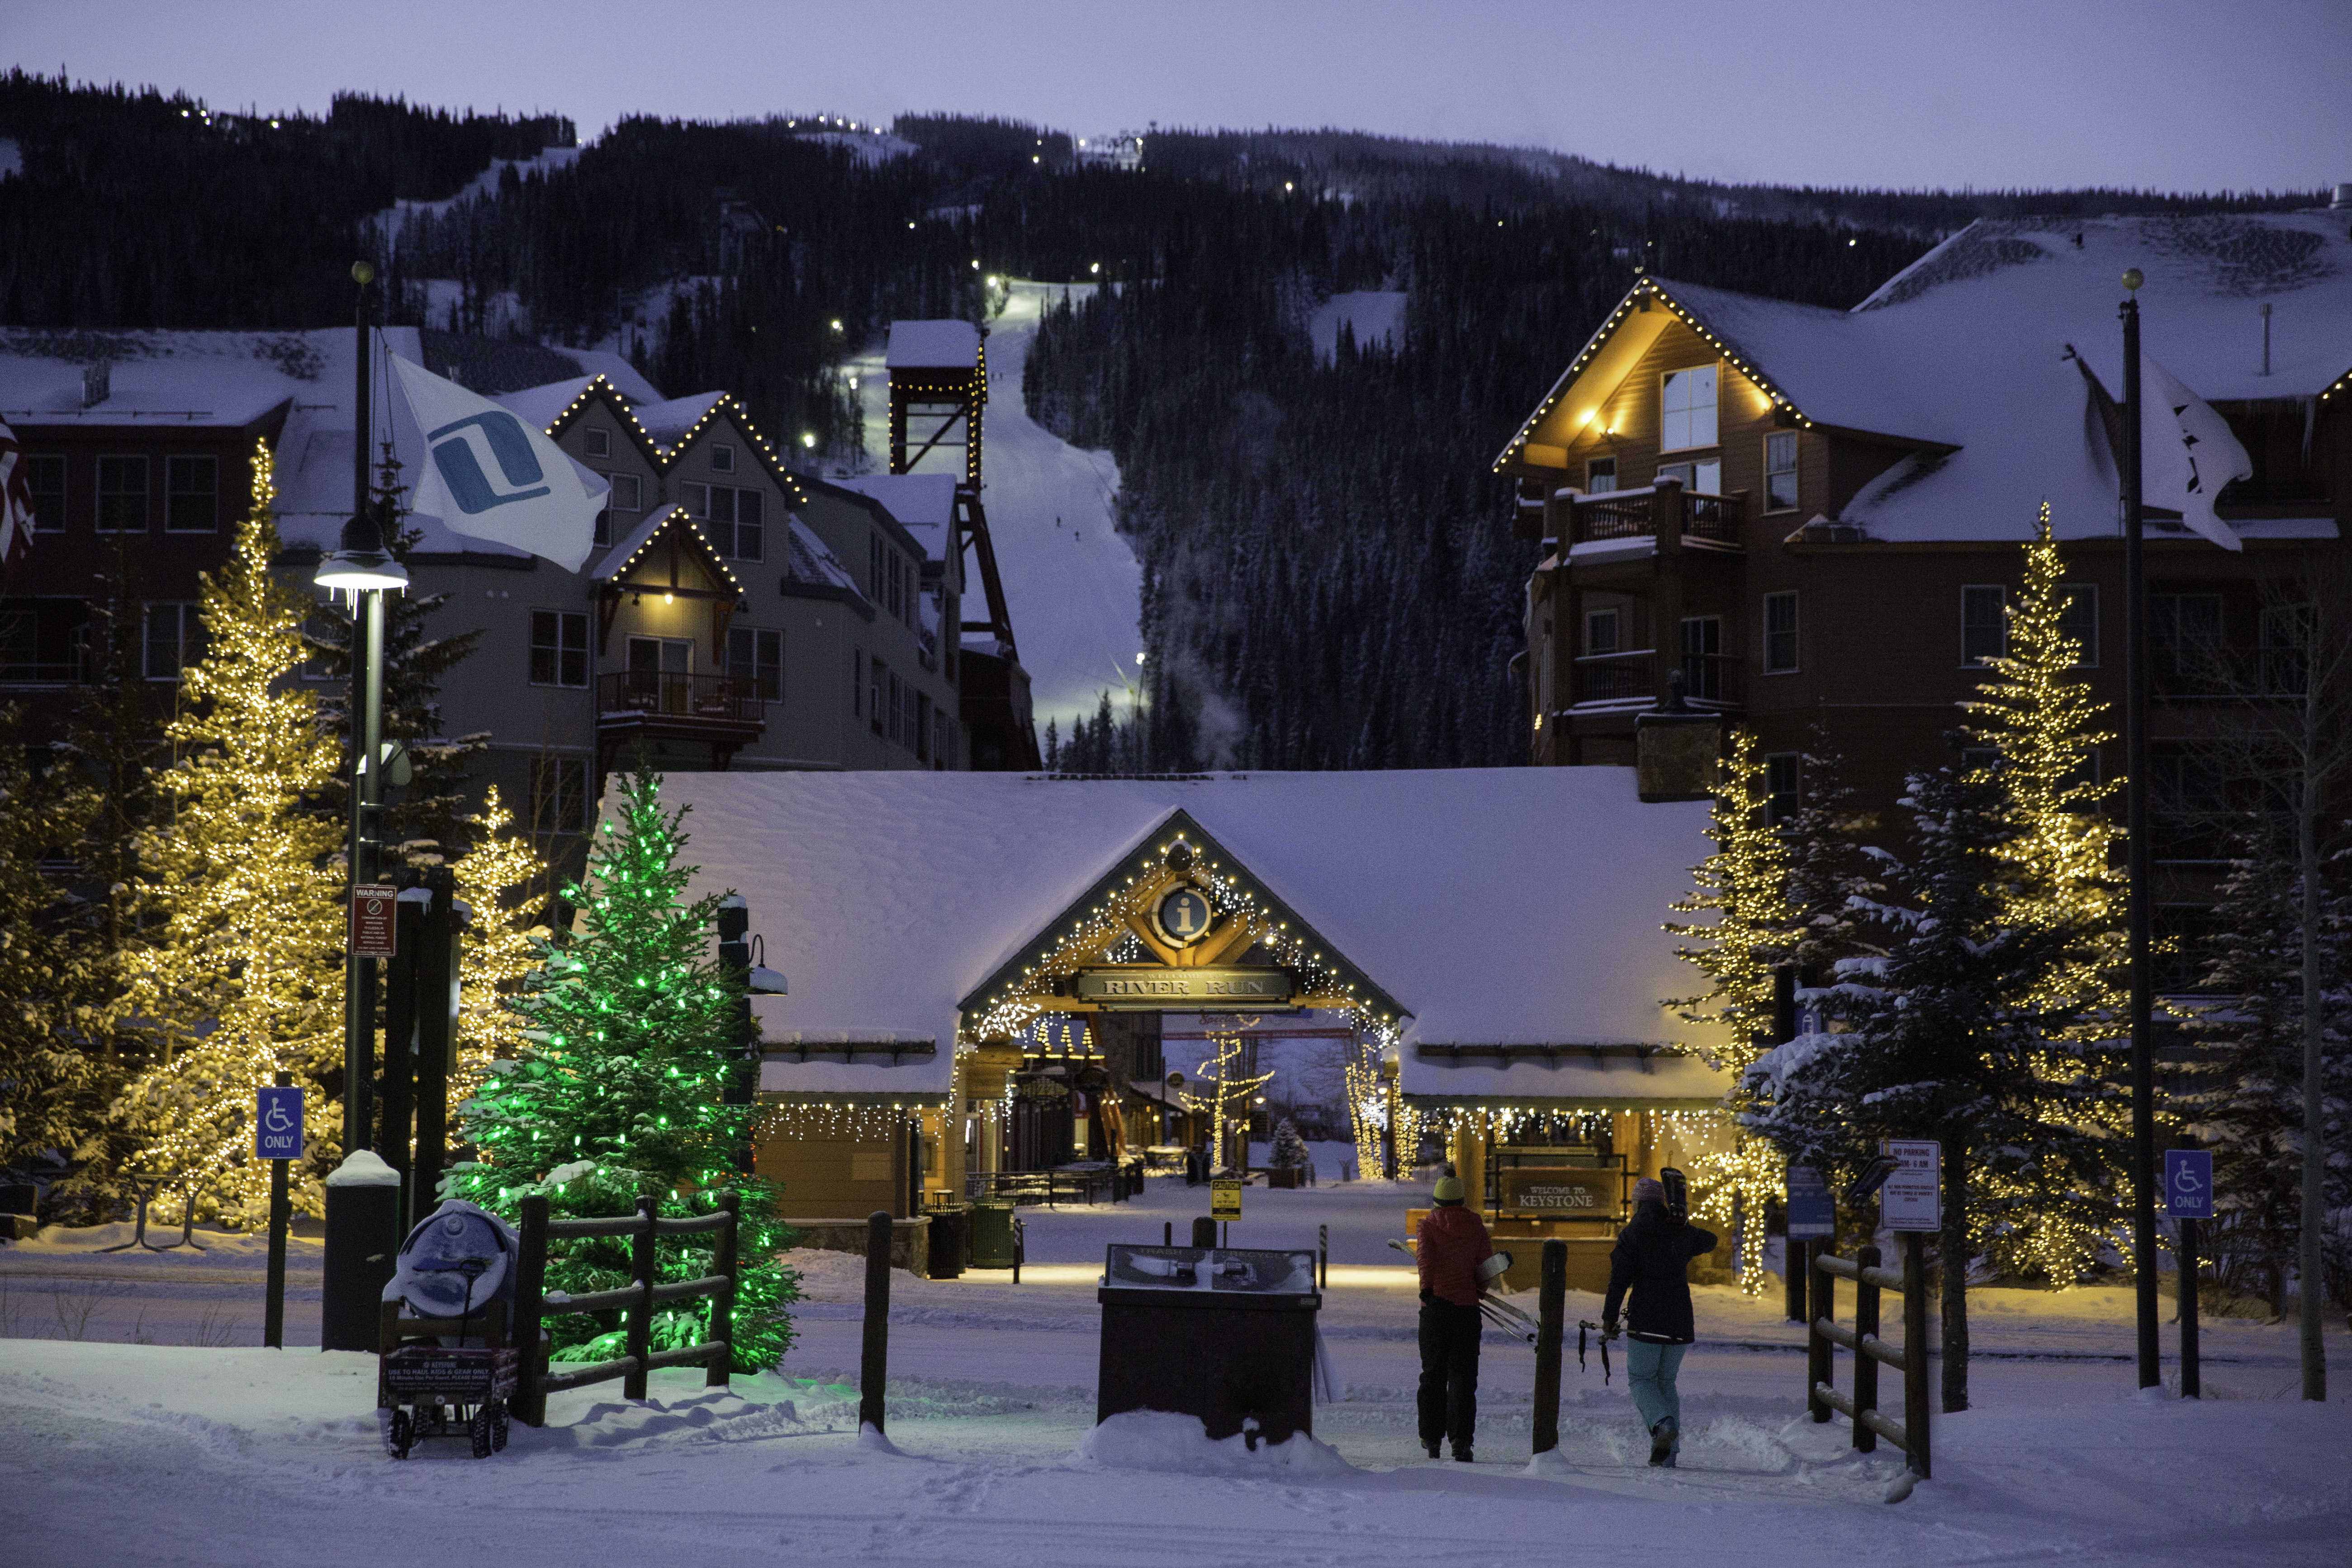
[1096,1243,1322,1443]
[926,1206,967,1279]
[969,1198,1017,1269]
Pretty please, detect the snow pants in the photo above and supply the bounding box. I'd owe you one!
[1417,1296,1482,1452]
[1626,1339,1687,1454]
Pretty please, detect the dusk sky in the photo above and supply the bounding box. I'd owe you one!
[14,0,2348,194]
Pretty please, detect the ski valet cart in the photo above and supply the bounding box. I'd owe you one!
[1385,1239,1542,1343]
[379,1201,525,1460]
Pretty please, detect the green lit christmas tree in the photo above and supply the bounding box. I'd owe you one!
[446,763,797,1370]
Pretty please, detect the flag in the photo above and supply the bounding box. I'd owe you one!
[2140,354,2252,552]
[388,353,607,572]
[0,417,35,576]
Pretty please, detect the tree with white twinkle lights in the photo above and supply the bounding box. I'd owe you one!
[117,442,346,1226]
[448,784,548,1106]
[444,763,798,1371]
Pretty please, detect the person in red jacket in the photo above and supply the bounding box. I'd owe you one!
[1415,1174,1494,1462]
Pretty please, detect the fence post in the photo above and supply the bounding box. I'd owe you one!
[860,1209,892,1433]
[1785,1233,1808,1322]
[1319,1223,1329,1290]
[1532,1239,1566,1456]
[1902,1232,1930,1478]
[707,1189,740,1389]
[1851,1244,1882,1452]
[1807,1249,1835,1423]
[514,1194,550,1426]
[624,1193,655,1401]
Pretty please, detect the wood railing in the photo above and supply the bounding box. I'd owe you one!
[1808,1239,1930,1481]
[1566,481,1746,550]
[1570,651,1744,710]
[511,1191,741,1426]
[597,671,763,725]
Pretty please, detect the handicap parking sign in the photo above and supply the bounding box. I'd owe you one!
[2163,1149,2214,1220]
[255,1085,304,1161]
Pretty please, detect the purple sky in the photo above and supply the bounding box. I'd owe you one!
[15,0,2347,193]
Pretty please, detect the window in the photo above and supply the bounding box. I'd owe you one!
[1680,615,1722,700]
[2058,584,2098,668]
[25,454,66,532]
[593,504,613,550]
[1586,457,1617,495]
[583,428,611,459]
[1962,585,2006,665]
[163,455,218,532]
[529,610,589,687]
[710,442,735,474]
[1764,753,1801,827]
[1764,432,1798,512]
[2259,603,2309,695]
[887,670,903,744]
[915,692,933,763]
[688,483,763,560]
[142,602,201,680]
[852,649,865,718]
[98,455,148,533]
[726,488,763,561]
[606,473,643,512]
[868,535,883,599]
[727,626,782,701]
[1762,591,1799,673]
[2150,592,2223,692]
[1660,365,1718,451]
[1585,607,1620,657]
[2149,747,2227,861]
[1656,458,1721,496]
[869,657,886,734]
[531,757,588,834]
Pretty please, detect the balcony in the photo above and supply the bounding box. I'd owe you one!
[1569,651,1744,713]
[597,670,764,769]
[1566,482,1745,553]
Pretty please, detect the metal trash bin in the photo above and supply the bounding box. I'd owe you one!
[969,1198,1017,1269]
[926,1206,967,1279]
[1096,1244,1322,1444]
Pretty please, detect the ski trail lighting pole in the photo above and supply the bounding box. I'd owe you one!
[2122,270,2161,1391]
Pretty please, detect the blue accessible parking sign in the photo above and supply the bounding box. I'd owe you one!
[255,1085,304,1161]
[2164,1149,2214,1219]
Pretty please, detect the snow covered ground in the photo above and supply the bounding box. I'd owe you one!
[848,282,1141,739]
[8,1177,2347,1565]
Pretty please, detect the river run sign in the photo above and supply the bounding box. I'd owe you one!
[1070,966,1295,1010]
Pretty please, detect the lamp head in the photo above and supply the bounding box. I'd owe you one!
[2121,268,2144,293]
[313,511,409,594]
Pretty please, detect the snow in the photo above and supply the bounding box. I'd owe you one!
[643,767,1723,1071]
[886,318,983,370]
[798,128,920,166]
[629,390,731,447]
[1309,290,1408,361]
[7,1184,2348,1567]
[324,1150,400,1188]
[851,282,1141,735]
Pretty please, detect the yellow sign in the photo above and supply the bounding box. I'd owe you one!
[1210,1178,1243,1220]
[1072,967,1293,1009]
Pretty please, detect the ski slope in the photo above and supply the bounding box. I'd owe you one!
[852,282,1141,741]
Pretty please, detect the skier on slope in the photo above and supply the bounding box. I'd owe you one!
[1602,1175,1718,1468]
[1415,1173,1494,1463]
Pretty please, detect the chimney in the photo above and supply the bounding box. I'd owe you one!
[2332,182,2352,210]
[81,359,111,408]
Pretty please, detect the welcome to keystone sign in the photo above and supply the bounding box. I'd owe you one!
[1497,1167,1618,1215]
[1071,967,1295,1009]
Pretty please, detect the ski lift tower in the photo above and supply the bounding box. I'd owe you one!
[885,319,1040,770]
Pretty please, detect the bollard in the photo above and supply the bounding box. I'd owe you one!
[1163,1221,1172,1247]
[514,1195,550,1426]
[860,1209,892,1433]
[320,1150,402,1353]
[1191,1215,1217,1249]
[1532,1239,1566,1454]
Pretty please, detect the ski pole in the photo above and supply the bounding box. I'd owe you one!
[1577,1320,1613,1384]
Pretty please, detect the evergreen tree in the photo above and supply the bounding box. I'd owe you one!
[0,713,106,1190]
[1959,506,2132,1284]
[449,784,549,1107]
[118,442,346,1225]
[445,764,798,1371]
[1746,759,2121,1412]
[1778,730,1883,977]
[1268,1117,1308,1170]
[2184,818,2352,1315]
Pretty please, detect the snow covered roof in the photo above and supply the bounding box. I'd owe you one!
[495,375,602,431]
[631,391,729,447]
[1501,212,2352,545]
[832,472,956,529]
[0,332,308,427]
[646,769,1731,1108]
[589,504,745,594]
[886,319,982,370]
[782,516,867,599]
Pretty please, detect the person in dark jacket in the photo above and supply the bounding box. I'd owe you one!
[1415,1174,1494,1462]
[1602,1176,1717,1467]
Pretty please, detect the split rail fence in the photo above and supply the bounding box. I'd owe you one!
[511,1190,741,1426]
[1807,1238,1931,1479]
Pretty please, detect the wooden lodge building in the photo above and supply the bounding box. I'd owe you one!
[1499,210,2352,974]
[663,767,1732,1287]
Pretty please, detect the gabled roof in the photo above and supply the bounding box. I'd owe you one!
[1499,213,2352,545]
[591,503,747,597]
[517,374,669,470]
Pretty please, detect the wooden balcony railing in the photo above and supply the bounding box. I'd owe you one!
[598,671,763,727]
[1566,480,1745,551]
[1570,651,1745,711]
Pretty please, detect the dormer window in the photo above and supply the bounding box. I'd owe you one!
[1660,365,1718,451]
[1586,457,1617,494]
[711,442,736,474]
[584,427,611,459]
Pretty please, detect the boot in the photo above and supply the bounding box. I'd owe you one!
[1647,1415,1677,1467]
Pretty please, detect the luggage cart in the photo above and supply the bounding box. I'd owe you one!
[378,1204,525,1460]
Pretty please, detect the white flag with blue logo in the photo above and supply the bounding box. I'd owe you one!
[389,353,607,571]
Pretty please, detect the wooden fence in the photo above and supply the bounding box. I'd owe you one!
[1808,1237,1931,1480]
[511,1190,741,1427]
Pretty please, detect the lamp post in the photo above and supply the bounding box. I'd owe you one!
[2120,268,2160,1390]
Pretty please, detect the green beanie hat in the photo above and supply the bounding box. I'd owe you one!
[1432,1175,1465,1204]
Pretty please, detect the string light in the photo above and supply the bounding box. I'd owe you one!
[451,785,549,1105]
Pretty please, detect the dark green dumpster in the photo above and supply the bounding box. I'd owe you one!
[969,1198,1017,1269]
[1096,1244,1323,1443]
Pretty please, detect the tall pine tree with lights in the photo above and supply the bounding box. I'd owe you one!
[1665,726,1799,1293]
[445,764,797,1371]
[1959,504,2133,1284]
[118,442,346,1225]
[448,784,549,1106]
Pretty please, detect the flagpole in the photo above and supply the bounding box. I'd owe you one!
[2121,267,2160,1391]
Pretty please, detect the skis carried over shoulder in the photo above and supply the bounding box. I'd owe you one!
[1661,1166,1689,1223]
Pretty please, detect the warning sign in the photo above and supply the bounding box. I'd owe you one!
[1880,1139,1942,1232]
[350,886,399,957]
[1210,1178,1242,1220]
